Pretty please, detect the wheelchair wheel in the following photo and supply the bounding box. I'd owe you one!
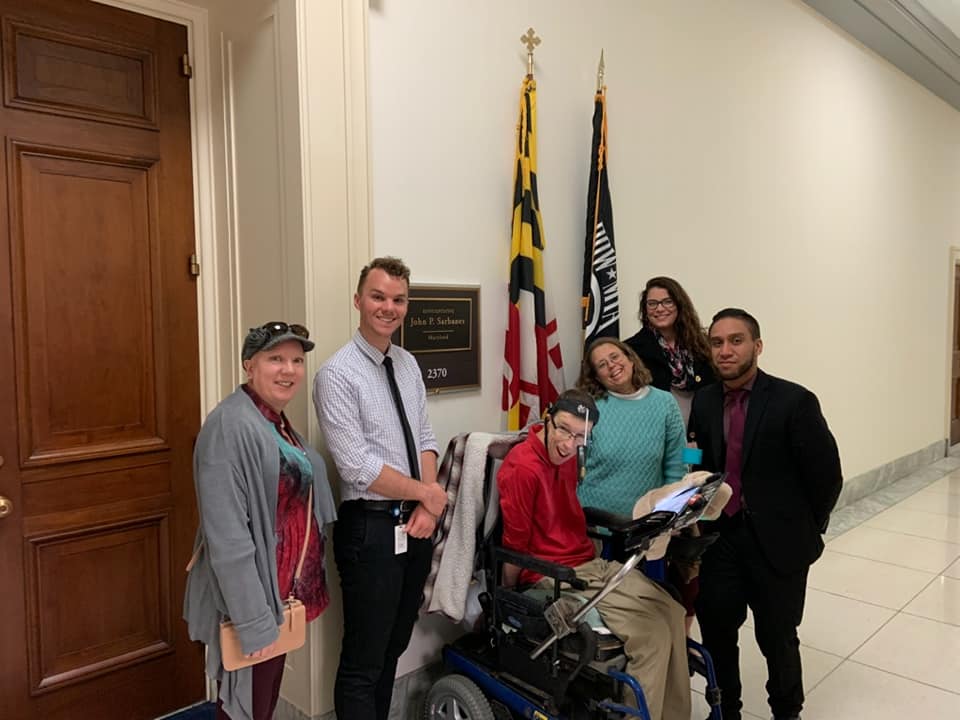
[423,674,495,720]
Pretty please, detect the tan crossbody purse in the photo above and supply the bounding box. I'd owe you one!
[187,486,313,671]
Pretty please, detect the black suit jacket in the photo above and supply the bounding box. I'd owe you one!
[624,326,716,393]
[688,369,842,575]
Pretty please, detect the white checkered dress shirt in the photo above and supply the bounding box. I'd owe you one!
[314,330,438,502]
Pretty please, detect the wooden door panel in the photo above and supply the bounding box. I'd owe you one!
[25,516,170,693]
[0,1,203,717]
[22,460,170,516]
[10,144,164,466]
[3,19,157,128]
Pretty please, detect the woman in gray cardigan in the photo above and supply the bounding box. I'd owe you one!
[183,323,337,720]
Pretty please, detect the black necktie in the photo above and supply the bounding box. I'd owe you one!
[383,355,420,480]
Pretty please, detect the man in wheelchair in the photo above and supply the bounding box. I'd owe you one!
[496,389,691,720]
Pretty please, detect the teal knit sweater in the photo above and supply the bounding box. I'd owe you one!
[577,387,686,517]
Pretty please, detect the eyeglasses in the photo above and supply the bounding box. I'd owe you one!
[549,416,587,446]
[645,297,676,311]
[257,321,310,339]
[594,351,625,373]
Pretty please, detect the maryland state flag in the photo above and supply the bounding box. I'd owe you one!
[502,76,565,430]
[581,86,620,347]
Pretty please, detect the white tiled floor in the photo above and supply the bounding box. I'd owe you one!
[688,466,960,720]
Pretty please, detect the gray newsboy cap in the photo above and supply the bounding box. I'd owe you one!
[241,323,314,361]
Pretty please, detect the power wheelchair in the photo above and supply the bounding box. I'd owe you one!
[423,433,724,720]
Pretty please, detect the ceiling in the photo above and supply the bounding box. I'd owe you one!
[803,0,960,111]
[917,0,960,39]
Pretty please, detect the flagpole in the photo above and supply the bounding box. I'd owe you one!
[585,51,607,338]
[581,48,620,347]
[504,26,564,429]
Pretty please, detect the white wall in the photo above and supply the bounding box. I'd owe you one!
[368,0,960,483]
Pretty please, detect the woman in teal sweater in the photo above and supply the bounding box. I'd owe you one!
[576,338,686,516]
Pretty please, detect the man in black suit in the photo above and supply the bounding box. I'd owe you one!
[688,308,842,720]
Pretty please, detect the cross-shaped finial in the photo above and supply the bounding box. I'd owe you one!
[521,28,540,53]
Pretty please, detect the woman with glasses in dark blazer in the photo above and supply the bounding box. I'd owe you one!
[623,276,715,426]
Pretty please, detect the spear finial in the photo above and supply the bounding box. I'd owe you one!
[596,49,605,92]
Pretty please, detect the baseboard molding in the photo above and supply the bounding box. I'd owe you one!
[835,438,946,509]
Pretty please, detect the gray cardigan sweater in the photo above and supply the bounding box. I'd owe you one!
[183,387,337,720]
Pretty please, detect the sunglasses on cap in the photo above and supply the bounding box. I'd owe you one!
[242,321,313,361]
[256,321,310,340]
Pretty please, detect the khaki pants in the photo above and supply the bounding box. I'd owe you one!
[541,558,691,720]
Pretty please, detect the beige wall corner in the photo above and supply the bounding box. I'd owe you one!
[293,0,372,716]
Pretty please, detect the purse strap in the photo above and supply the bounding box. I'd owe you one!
[290,485,313,599]
[186,484,315,598]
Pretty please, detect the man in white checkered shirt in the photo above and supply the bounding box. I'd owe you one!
[314,256,447,720]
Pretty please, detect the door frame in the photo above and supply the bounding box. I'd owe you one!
[947,246,960,447]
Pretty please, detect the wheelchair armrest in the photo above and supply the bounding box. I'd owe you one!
[494,546,588,590]
[585,527,609,541]
[583,506,635,532]
[584,507,678,546]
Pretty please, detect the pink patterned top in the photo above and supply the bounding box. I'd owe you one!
[242,384,329,621]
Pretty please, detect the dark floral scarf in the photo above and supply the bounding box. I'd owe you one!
[656,331,696,390]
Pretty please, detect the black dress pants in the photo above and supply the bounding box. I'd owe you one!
[695,513,808,720]
[333,501,432,720]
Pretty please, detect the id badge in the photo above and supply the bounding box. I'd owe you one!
[394,524,408,555]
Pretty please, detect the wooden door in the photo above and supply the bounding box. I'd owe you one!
[0,1,204,718]
[952,264,960,446]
